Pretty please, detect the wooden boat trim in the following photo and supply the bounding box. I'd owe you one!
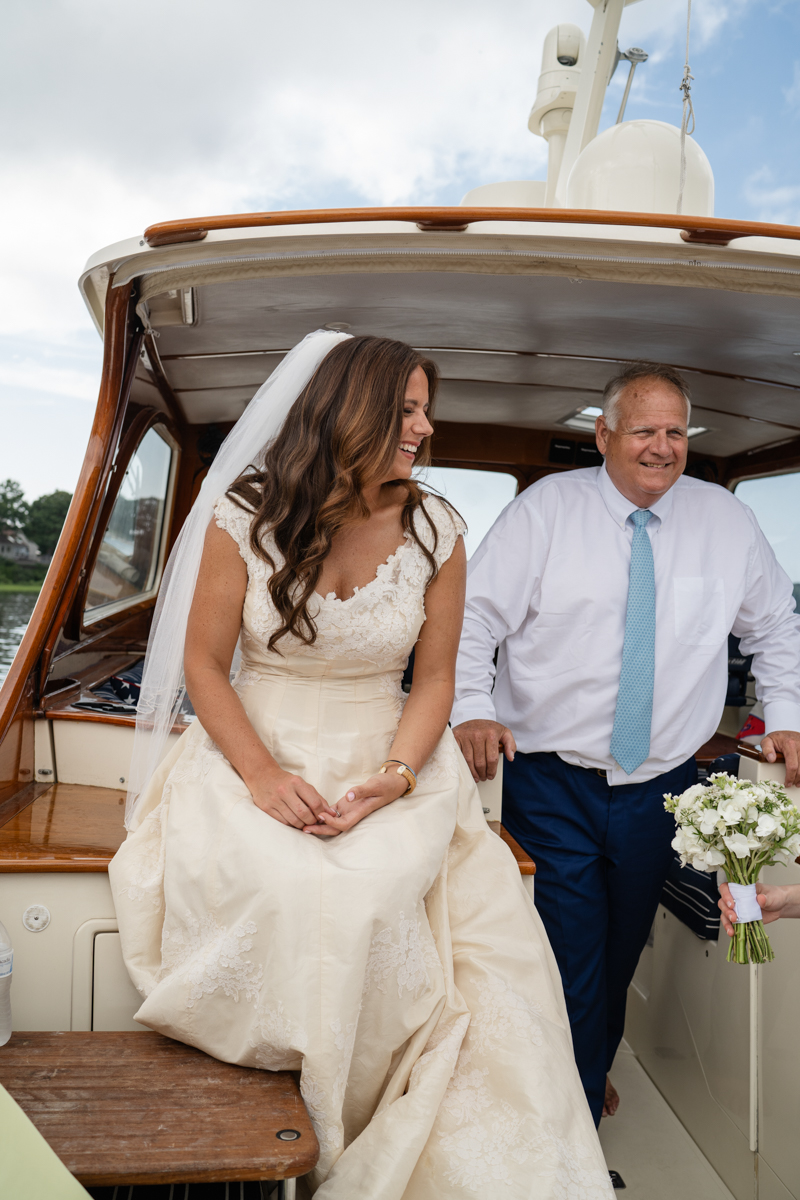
[737,742,786,763]
[44,707,191,733]
[0,282,141,794]
[44,316,147,658]
[488,821,535,874]
[0,855,113,873]
[0,784,127,871]
[144,206,800,249]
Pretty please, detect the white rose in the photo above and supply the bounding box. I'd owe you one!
[717,801,744,826]
[698,811,719,836]
[755,813,779,838]
[702,847,725,869]
[676,787,705,818]
[671,832,687,856]
[723,832,752,859]
[672,829,699,855]
[746,806,759,823]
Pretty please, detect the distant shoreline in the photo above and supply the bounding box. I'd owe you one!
[0,584,41,594]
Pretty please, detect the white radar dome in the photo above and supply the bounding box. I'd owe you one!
[566,119,714,216]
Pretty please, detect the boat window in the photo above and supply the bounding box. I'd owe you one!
[413,466,518,558]
[85,426,175,620]
[734,472,800,611]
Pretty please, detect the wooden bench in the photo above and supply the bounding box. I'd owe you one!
[0,1031,318,1196]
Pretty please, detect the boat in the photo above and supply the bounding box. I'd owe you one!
[1,0,799,1195]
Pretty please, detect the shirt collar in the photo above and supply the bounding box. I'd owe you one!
[596,462,676,531]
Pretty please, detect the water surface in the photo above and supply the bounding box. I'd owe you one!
[0,592,38,687]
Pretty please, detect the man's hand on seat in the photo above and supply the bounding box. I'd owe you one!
[761,729,800,787]
[453,719,516,782]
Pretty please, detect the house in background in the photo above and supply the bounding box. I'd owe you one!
[0,531,40,562]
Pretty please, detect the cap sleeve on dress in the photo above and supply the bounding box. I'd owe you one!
[213,494,255,565]
[415,495,466,569]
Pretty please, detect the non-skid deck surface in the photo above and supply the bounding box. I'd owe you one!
[0,1032,318,1186]
[599,1042,735,1198]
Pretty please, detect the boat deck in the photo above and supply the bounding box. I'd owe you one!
[600,1042,735,1198]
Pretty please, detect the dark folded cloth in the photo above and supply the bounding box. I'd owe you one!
[94,660,143,705]
[661,856,721,941]
[74,660,145,714]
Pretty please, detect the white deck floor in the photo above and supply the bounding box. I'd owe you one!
[599,1042,735,1198]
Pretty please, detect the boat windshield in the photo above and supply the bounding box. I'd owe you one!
[85,426,173,618]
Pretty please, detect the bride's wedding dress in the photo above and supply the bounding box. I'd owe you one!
[110,494,612,1199]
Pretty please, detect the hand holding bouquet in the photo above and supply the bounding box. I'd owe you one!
[664,773,800,964]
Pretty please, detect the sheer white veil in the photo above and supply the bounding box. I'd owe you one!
[126,328,353,829]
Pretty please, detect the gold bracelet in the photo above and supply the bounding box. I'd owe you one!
[379,760,417,795]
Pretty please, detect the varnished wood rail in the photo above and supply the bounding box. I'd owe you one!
[0,282,141,816]
[143,205,800,248]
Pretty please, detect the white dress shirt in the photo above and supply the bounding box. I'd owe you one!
[452,465,800,785]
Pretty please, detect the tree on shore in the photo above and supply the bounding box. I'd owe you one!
[26,490,72,556]
[0,480,28,530]
[0,483,72,587]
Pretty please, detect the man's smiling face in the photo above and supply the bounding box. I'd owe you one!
[595,378,689,509]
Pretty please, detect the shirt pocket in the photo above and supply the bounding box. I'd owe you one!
[673,577,727,647]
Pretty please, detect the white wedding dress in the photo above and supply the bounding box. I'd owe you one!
[110,494,612,1199]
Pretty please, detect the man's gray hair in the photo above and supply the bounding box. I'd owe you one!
[602,362,692,431]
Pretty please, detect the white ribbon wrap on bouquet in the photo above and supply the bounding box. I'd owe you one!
[728,882,763,924]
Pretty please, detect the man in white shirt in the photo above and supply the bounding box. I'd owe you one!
[452,362,800,1127]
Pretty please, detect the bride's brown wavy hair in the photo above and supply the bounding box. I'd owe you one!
[227,335,442,652]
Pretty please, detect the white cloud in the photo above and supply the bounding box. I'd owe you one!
[0,352,100,404]
[744,165,800,224]
[784,60,800,110]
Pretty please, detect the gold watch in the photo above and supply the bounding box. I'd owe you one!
[379,760,417,795]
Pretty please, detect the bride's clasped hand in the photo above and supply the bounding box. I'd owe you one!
[247,762,412,835]
[305,767,412,836]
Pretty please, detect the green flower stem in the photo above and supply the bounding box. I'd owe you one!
[721,854,776,964]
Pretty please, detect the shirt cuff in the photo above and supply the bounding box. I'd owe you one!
[762,701,800,736]
[450,696,498,728]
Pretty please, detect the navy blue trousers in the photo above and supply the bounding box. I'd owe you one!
[502,751,696,1126]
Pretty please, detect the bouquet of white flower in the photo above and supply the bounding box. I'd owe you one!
[664,773,800,965]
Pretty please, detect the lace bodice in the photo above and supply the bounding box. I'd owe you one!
[214,492,465,676]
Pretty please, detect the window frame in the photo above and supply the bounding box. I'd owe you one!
[81,415,180,628]
[729,465,800,494]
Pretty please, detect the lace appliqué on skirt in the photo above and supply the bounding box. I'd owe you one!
[363,911,441,1000]
[470,972,544,1054]
[160,913,263,1007]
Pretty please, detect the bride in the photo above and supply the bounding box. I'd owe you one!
[110,331,612,1199]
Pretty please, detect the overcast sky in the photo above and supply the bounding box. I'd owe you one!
[2,0,798,500]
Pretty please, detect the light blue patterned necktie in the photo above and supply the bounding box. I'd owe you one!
[610,508,655,775]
